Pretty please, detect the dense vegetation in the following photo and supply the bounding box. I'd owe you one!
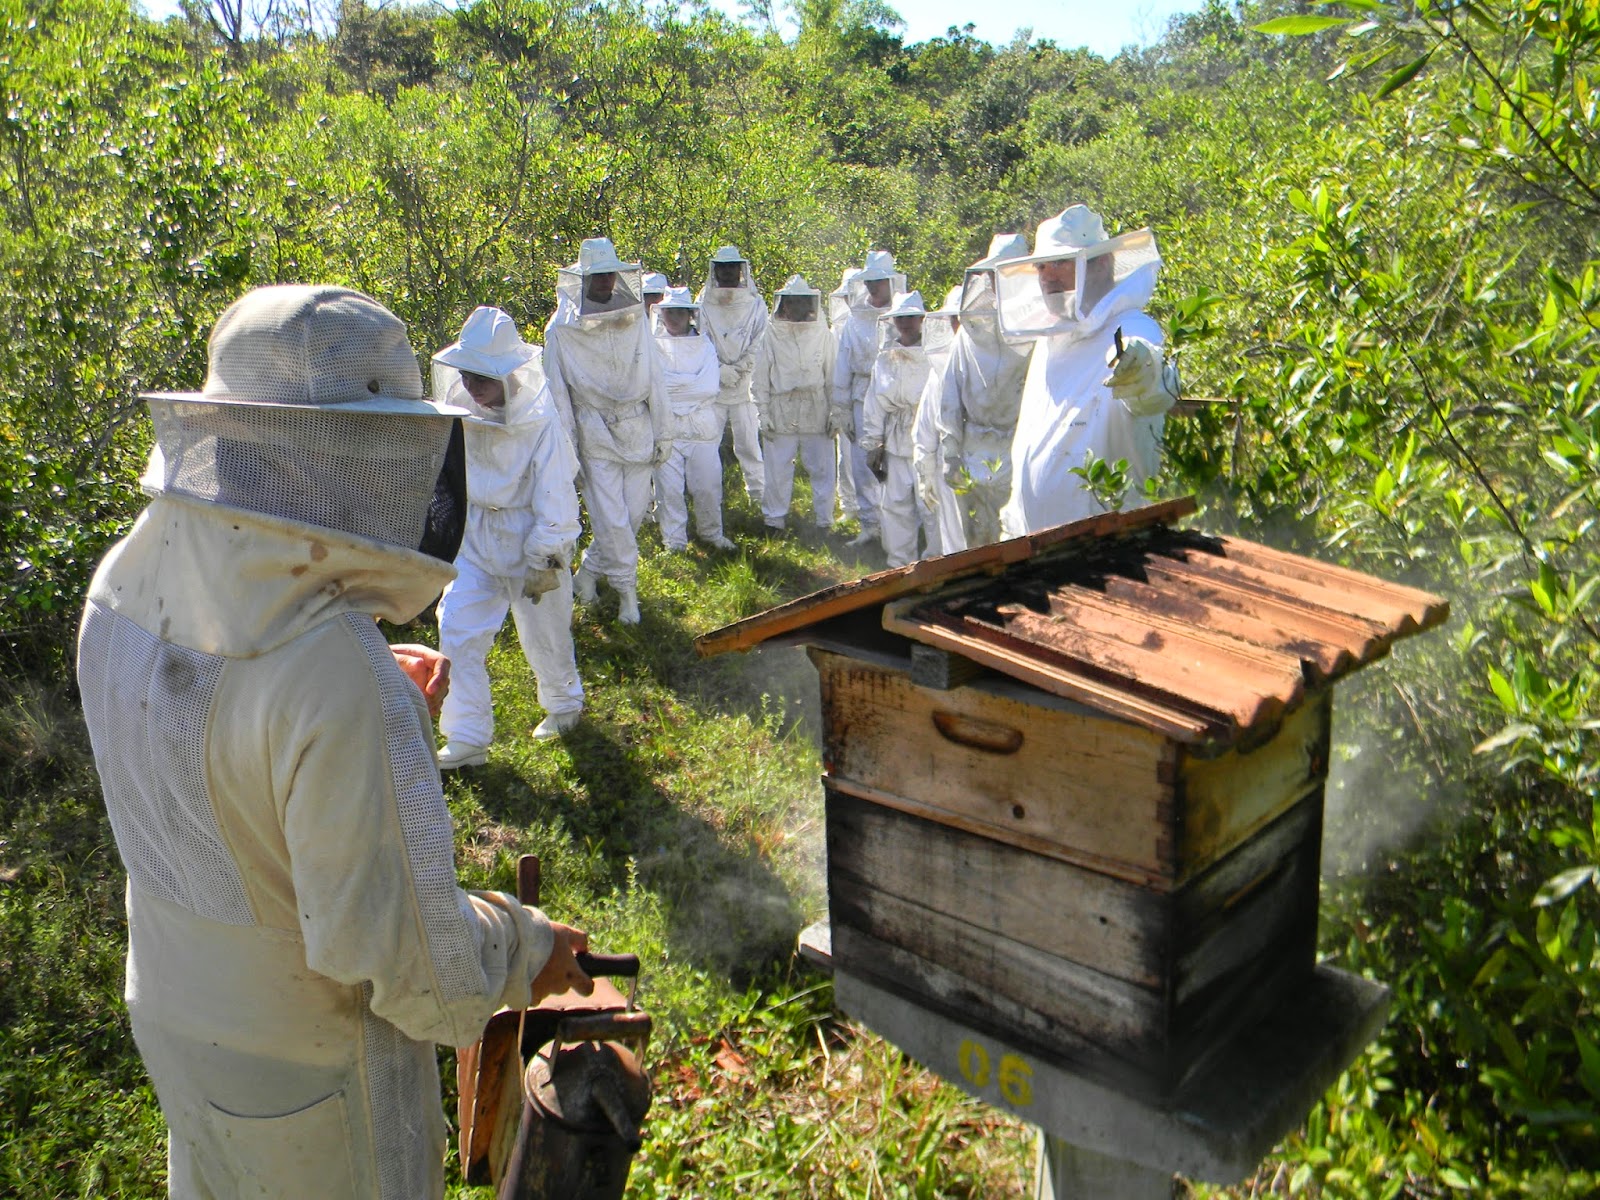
[2,0,1597,1195]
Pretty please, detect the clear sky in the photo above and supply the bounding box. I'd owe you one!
[707,1,1208,59]
[138,1,1207,59]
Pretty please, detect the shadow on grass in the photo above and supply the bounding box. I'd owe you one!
[471,720,807,989]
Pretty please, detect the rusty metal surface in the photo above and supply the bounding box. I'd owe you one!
[693,497,1198,657]
[883,524,1448,747]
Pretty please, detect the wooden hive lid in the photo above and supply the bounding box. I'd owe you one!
[695,498,1449,749]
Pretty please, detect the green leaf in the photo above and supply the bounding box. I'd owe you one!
[1254,16,1353,35]
[1533,866,1597,907]
[1375,51,1434,100]
[1487,667,1518,712]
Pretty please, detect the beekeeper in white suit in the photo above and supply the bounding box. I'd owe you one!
[76,284,593,1199]
[833,250,904,547]
[431,307,584,770]
[697,245,768,506]
[543,237,668,625]
[935,233,1033,547]
[911,285,964,557]
[651,286,734,552]
[827,266,864,526]
[860,290,935,568]
[753,274,838,534]
[999,206,1179,536]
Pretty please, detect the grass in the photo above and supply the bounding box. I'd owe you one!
[0,472,1040,1198]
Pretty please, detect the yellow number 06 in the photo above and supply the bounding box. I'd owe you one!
[957,1040,1034,1108]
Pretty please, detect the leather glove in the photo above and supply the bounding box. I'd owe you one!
[942,459,965,489]
[866,445,888,482]
[758,408,777,436]
[718,363,739,389]
[916,472,939,514]
[523,558,562,599]
[826,407,849,438]
[653,439,673,466]
[1102,335,1179,417]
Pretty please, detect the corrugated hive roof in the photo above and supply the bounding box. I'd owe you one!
[696,499,1449,749]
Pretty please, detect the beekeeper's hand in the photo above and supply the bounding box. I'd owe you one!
[758,407,777,436]
[522,559,562,600]
[826,406,849,438]
[1102,335,1179,418]
[718,363,739,389]
[865,444,888,482]
[653,439,673,466]
[943,458,966,489]
[530,921,594,1002]
[390,642,449,719]
[916,470,939,514]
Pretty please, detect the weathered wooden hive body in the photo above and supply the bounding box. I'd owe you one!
[698,498,1448,1101]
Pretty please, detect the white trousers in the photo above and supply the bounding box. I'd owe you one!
[438,557,583,748]
[878,451,920,568]
[577,457,653,587]
[848,400,882,529]
[835,429,859,520]
[715,401,764,501]
[762,433,836,529]
[655,439,724,548]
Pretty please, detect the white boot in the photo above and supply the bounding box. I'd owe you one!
[701,533,735,551]
[532,709,582,740]
[574,564,599,603]
[616,583,641,625]
[847,525,880,548]
[437,742,488,770]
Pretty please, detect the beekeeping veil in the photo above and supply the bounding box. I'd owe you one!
[140,284,468,561]
[876,289,934,356]
[642,271,670,315]
[847,249,906,314]
[652,285,700,336]
[431,306,542,428]
[948,233,1034,401]
[552,237,645,323]
[829,268,863,329]
[993,206,1160,341]
[923,285,963,357]
[766,274,829,392]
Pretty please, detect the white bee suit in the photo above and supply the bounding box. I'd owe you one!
[862,341,933,568]
[754,278,837,530]
[828,269,863,522]
[913,350,964,558]
[543,274,667,593]
[999,287,1167,538]
[651,314,727,549]
[433,350,584,751]
[76,286,555,1200]
[832,305,890,532]
[697,255,768,503]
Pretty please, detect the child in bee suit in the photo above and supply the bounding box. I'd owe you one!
[860,290,935,568]
[432,307,585,769]
[651,287,734,552]
[543,237,669,624]
[754,274,839,535]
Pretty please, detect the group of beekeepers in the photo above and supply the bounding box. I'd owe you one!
[425,202,1181,768]
[72,199,1182,1200]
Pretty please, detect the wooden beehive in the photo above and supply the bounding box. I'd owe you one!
[697,498,1447,1100]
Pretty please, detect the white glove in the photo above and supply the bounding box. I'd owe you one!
[758,407,777,436]
[523,559,562,599]
[826,407,849,438]
[653,439,673,466]
[942,459,965,489]
[718,363,739,389]
[916,472,939,514]
[1102,335,1178,417]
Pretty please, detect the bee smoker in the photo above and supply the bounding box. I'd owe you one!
[457,855,653,1200]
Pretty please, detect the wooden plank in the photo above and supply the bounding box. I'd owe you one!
[879,603,1217,744]
[694,497,1197,658]
[1175,691,1331,878]
[826,790,1166,986]
[815,652,1179,878]
[830,924,1166,1094]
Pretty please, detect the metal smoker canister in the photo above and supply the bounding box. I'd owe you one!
[497,1008,653,1200]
